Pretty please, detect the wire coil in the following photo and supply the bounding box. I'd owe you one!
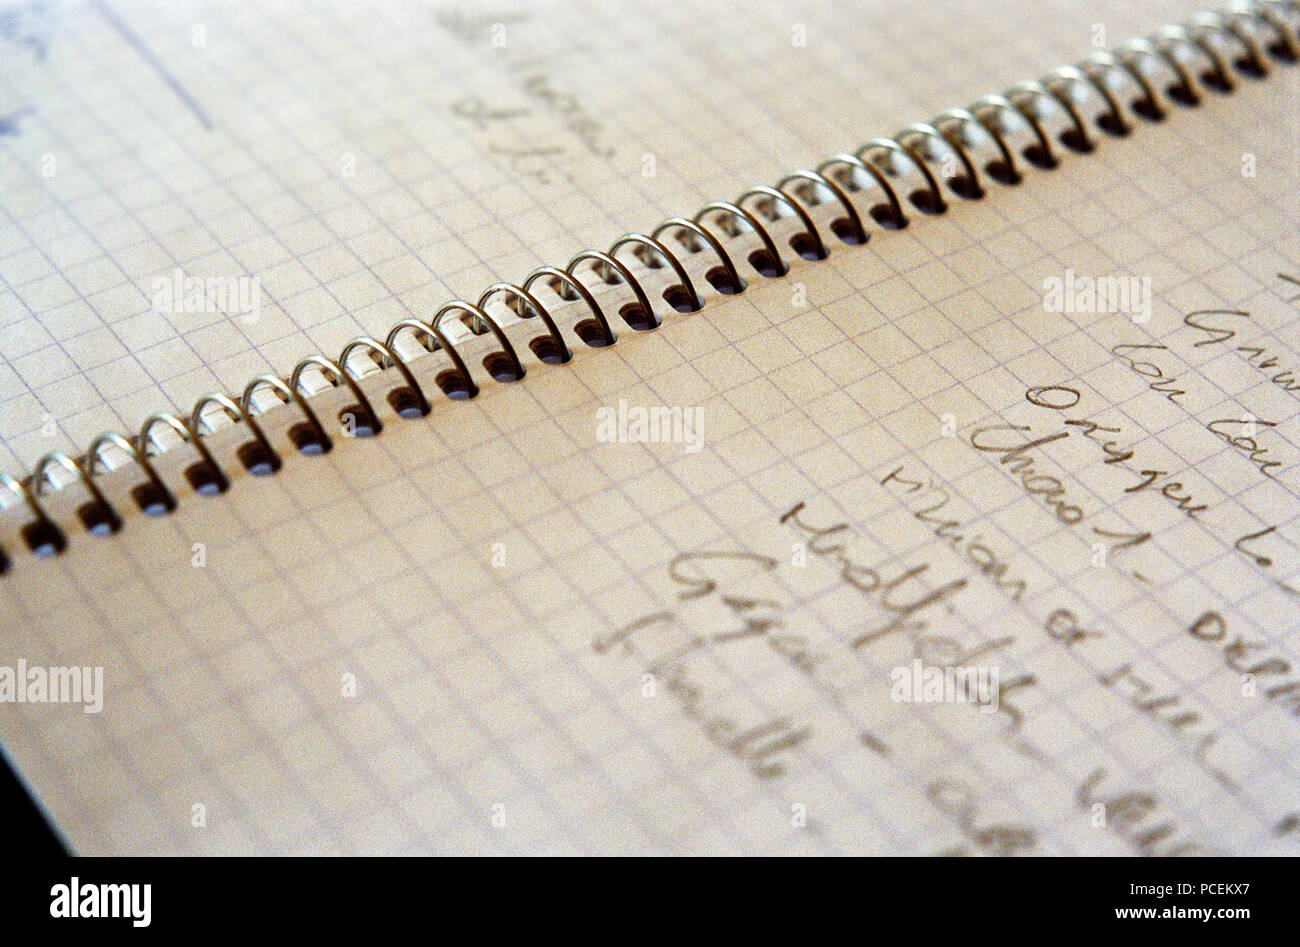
[1,0,1295,571]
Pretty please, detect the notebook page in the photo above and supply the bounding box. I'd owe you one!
[0,0,1202,472]
[2,8,1298,856]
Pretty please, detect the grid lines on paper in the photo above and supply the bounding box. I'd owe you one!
[4,50,1296,854]
[0,0,1206,472]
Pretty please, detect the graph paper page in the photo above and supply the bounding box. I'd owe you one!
[0,0,1202,472]
[0,17,1296,854]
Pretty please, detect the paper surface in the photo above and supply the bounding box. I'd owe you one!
[0,0,1201,471]
[1,0,1299,855]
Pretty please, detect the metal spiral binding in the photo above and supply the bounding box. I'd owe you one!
[1,0,1296,572]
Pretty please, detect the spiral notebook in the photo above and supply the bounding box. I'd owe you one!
[1,0,1299,855]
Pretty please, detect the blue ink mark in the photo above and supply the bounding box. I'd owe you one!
[0,106,34,138]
